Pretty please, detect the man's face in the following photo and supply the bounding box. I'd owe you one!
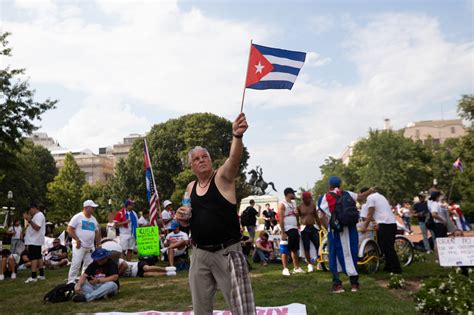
[97,257,108,265]
[303,197,311,206]
[53,241,60,248]
[84,206,95,216]
[288,193,296,200]
[190,150,212,174]
[126,203,134,211]
[165,205,173,212]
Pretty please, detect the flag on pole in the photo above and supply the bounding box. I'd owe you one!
[245,43,306,90]
[453,158,463,172]
[144,140,160,226]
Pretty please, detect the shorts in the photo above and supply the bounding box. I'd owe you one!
[137,261,148,277]
[27,245,42,260]
[167,248,186,257]
[285,229,300,251]
[119,235,136,251]
[301,225,319,252]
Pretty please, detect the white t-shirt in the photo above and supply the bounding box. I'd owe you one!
[138,216,149,226]
[360,203,369,219]
[280,200,298,232]
[166,231,189,243]
[400,207,410,218]
[68,212,99,249]
[428,200,448,223]
[24,211,46,246]
[8,225,22,239]
[319,189,358,217]
[161,210,172,230]
[365,192,396,224]
[119,258,139,277]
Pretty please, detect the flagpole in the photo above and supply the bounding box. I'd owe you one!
[448,170,457,202]
[144,138,163,226]
[240,39,253,113]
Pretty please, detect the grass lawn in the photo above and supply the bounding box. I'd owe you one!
[0,252,452,315]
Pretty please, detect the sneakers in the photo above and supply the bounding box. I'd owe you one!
[25,277,38,283]
[282,268,290,276]
[351,284,360,292]
[72,294,87,303]
[166,271,177,276]
[37,275,46,280]
[0,274,4,281]
[293,267,305,274]
[332,284,345,294]
[11,273,16,280]
[307,264,314,273]
[165,266,177,272]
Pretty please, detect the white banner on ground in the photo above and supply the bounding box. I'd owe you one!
[95,303,307,315]
[437,237,474,267]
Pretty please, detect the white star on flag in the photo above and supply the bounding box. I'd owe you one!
[254,61,264,74]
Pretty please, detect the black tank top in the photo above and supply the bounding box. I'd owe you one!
[190,172,241,245]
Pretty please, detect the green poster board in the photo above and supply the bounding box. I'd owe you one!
[136,226,160,257]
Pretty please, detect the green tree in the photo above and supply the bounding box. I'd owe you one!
[457,94,474,122]
[47,153,85,223]
[313,157,354,197]
[81,182,110,223]
[107,113,250,212]
[0,32,57,150]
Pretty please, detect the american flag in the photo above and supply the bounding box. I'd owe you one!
[453,158,464,173]
[144,139,161,226]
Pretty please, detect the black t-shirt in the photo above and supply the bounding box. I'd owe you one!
[48,245,67,261]
[85,259,119,285]
[263,210,276,219]
[246,206,259,226]
[413,202,429,220]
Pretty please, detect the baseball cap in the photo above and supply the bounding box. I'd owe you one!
[83,200,99,208]
[163,200,173,208]
[328,176,342,188]
[302,191,312,199]
[283,187,297,196]
[91,248,110,261]
[169,220,180,231]
[125,199,135,207]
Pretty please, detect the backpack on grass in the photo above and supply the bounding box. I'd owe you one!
[328,191,359,232]
[43,283,75,304]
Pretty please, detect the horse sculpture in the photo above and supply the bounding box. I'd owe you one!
[247,166,277,195]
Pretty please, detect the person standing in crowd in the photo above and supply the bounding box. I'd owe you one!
[279,187,304,276]
[297,191,321,273]
[67,200,101,284]
[241,199,259,241]
[262,203,276,231]
[44,238,69,269]
[412,192,433,253]
[428,191,448,238]
[449,200,471,231]
[106,212,117,240]
[8,219,23,255]
[161,200,174,231]
[114,199,139,261]
[72,248,119,303]
[319,177,373,293]
[398,201,412,234]
[359,188,402,274]
[175,113,255,315]
[163,220,189,267]
[23,204,46,283]
[138,211,149,227]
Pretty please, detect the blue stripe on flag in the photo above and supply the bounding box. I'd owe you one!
[254,44,306,62]
[247,80,295,90]
[271,64,301,76]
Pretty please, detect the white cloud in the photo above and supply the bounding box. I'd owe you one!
[305,52,331,67]
[309,15,334,35]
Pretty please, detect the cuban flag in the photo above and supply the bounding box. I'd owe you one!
[453,158,463,173]
[245,43,306,90]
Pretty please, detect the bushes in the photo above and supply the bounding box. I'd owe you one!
[413,268,473,314]
[388,273,406,289]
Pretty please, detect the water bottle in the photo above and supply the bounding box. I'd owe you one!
[279,240,289,255]
[182,192,192,220]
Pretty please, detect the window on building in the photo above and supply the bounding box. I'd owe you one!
[451,126,455,134]
[415,129,420,139]
[432,139,440,145]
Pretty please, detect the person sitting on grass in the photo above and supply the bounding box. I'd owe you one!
[17,249,31,270]
[253,231,274,266]
[72,248,119,303]
[44,239,69,269]
[118,258,176,277]
[163,220,189,267]
[0,249,18,280]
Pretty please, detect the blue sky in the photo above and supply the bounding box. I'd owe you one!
[1,0,473,198]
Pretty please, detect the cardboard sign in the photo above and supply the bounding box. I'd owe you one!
[136,226,160,257]
[436,237,474,267]
[95,303,307,315]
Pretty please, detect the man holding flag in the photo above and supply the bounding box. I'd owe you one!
[114,199,139,261]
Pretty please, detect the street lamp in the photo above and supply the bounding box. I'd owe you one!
[5,191,15,227]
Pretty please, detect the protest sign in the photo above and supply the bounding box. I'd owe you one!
[96,303,307,315]
[436,237,474,267]
[136,226,160,257]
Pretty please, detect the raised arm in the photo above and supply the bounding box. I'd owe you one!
[219,113,248,183]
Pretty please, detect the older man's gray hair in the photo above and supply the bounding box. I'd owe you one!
[188,146,211,165]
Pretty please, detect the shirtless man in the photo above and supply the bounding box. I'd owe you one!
[296,191,322,273]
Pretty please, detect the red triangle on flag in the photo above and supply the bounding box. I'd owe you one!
[245,45,274,87]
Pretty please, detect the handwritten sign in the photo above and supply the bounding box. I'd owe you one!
[136,226,160,257]
[436,237,474,267]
